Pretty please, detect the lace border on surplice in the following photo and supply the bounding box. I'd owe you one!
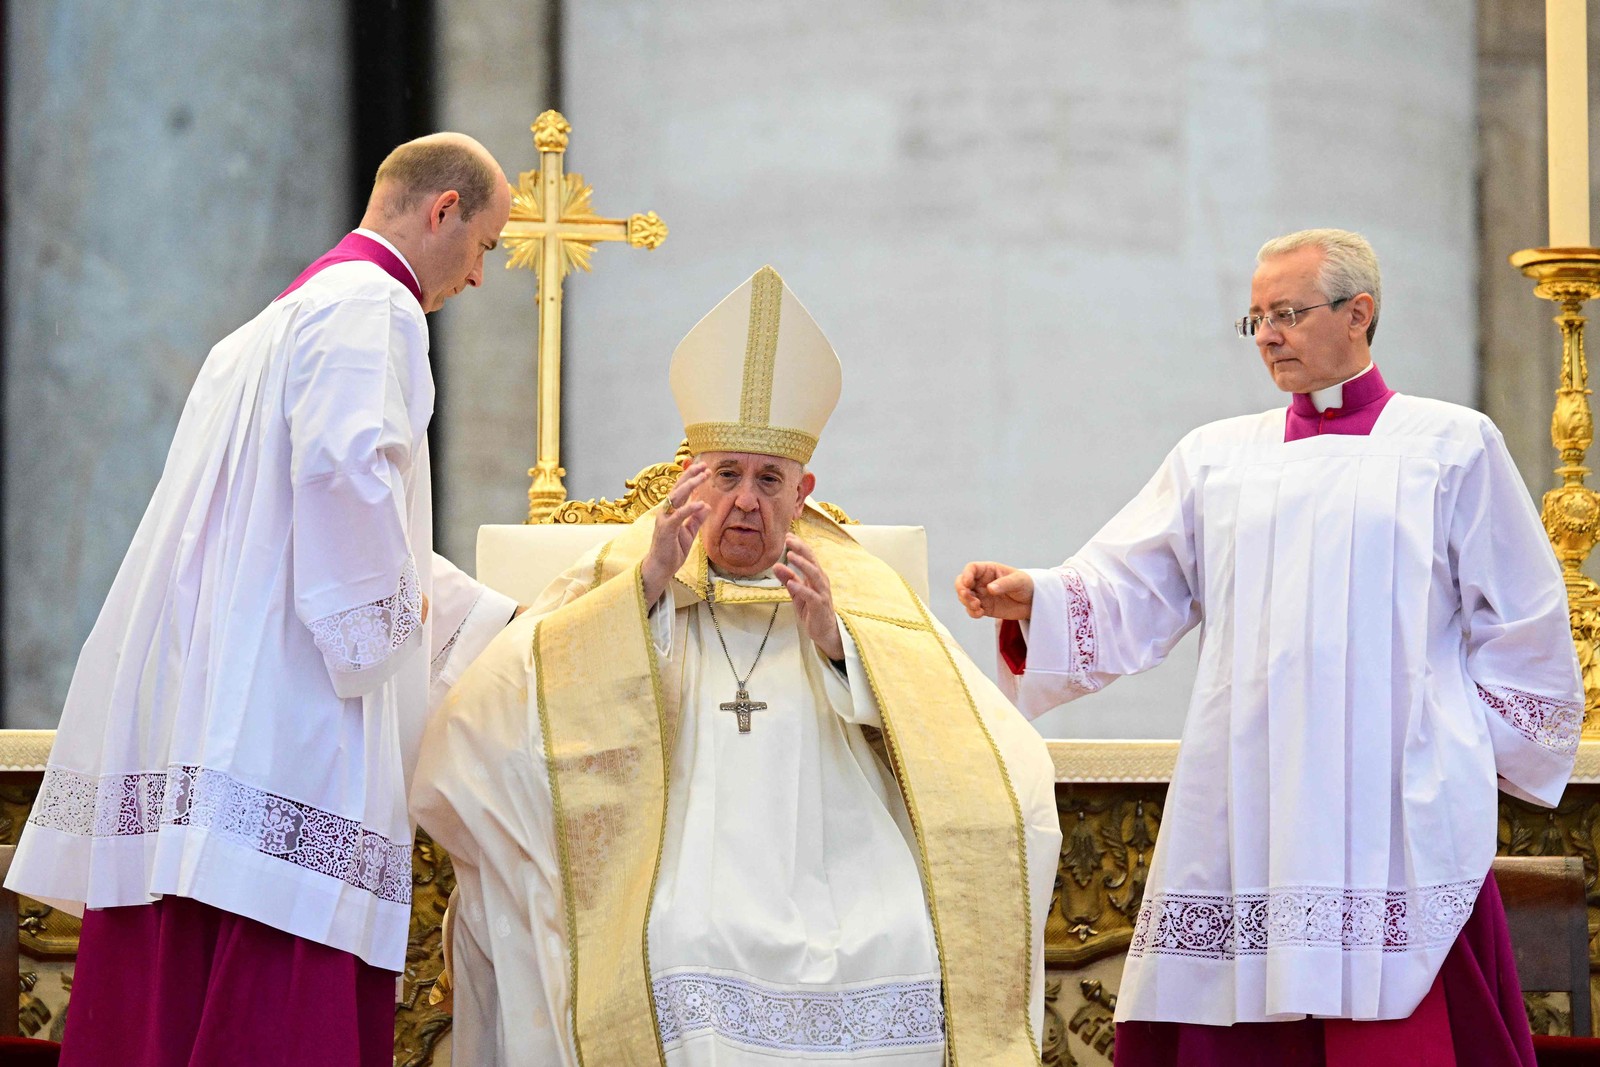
[1476,683,1582,756]
[28,765,411,905]
[1128,879,1481,962]
[307,558,422,675]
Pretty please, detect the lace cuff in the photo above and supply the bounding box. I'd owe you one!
[307,558,422,691]
[1476,683,1582,756]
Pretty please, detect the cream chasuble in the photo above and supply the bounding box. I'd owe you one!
[412,506,1061,1065]
[1004,394,1582,1027]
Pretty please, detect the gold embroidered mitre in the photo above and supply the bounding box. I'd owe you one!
[670,265,841,464]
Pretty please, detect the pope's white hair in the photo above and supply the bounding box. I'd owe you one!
[1257,228,1381,344]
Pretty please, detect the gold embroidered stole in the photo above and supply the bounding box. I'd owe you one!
[534,507,1038,1065]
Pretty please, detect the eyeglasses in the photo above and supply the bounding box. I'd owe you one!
[1235,297,1350,338]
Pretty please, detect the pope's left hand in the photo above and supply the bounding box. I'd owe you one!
[774,534,845,662]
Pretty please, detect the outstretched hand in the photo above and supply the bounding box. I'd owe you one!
[955,561,1034,621]
[642,462,711,605]
[774,534,845,662]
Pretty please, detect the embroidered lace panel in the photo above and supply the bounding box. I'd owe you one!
[1476,683,1582,756]
[1060,566,1103,693]
[307,558,422,674]
[653,972,945,1055]
[1128,880,1480,961]
[29,765,411,906]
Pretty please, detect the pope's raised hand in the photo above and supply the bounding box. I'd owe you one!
[955,561,1034,621]
[642,462,711,605]
[775,534,846,662]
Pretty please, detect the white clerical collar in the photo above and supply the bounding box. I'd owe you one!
[1309,362,1375,413]
[708,549,792,589]
[353,228,421,290]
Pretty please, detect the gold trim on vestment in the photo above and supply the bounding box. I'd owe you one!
[740,266,782,426]
[533,564,670,1066]
[537,504,1036,1063]
[683,421,817,463]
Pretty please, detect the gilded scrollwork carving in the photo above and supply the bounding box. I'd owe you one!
[1041,976,1073,1067]
[1048,786,1164,967]
[1069,980,1118,1062]
[396,828,456,1067]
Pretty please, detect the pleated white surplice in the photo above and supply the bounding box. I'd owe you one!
[1004,395,1582,1026]
[8,257,514,970]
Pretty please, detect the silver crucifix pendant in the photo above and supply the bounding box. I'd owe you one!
[719,687,768,733]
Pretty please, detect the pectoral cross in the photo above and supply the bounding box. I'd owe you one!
[501,110,669,522]
[720,688,768,733]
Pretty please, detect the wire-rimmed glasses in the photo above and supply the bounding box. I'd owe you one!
[1235,297,1350,338]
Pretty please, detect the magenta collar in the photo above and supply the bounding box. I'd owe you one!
[1284,365,1396,442]
[278,232,422,307]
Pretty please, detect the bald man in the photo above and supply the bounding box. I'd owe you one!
[8,134,517,1067]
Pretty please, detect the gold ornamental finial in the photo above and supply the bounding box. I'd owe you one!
[532,110,571,153]
[501,112,669,522]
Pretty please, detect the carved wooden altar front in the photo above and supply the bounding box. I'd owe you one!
[3,735,1599,1064]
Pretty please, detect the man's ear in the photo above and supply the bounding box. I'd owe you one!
[426,190,461,232]
[1346,293,1375,339]
[798,470,816,503]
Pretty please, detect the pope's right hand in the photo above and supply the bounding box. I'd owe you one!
[955,561,1034,621]
[642,462,711,605]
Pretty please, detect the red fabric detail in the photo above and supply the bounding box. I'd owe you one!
[1324,976,1453,1065]
[1113,873,1533,1067]
[277,232,422,307]
[1284,364,1396,442]
[0,1036,61,1066]
[1531,1035,1600,1066]
[59,896,395,1067]
[999,619,1028,675]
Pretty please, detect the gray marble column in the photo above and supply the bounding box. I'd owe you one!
[431,0,552,567]
[3,3,349,726]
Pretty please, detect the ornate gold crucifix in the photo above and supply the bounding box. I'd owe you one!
[501,110,669,522]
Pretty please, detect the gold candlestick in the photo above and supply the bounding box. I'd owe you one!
[1512,247,1600,734]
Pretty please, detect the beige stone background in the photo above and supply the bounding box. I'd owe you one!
[2,0,1594,744]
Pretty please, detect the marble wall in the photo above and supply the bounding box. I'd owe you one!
[430,0,550,566]
[460,1,1481,739]
[3,3,349,726]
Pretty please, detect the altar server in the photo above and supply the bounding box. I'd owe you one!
[9,133,519,1066]
[412,266,1062,1065]
[959,229,1582,1066]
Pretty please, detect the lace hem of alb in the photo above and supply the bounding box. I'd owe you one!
[307,558,422,674]
[28,765,411,905]
[653,972,945,1054]
[1476,683,1582,756]
[1128,879,1480,962]
[1060,566,1103,693]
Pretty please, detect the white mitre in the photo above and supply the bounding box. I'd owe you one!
[670,265,842,464]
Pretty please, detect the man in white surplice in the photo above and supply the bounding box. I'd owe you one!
[8,134,521,1066]
[412,267,1061,1066]
[959,229,1581,1065]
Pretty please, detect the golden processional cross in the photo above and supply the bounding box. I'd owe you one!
[502,110,668,522]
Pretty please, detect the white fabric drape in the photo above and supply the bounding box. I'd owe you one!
[1003,396,1581,1026]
